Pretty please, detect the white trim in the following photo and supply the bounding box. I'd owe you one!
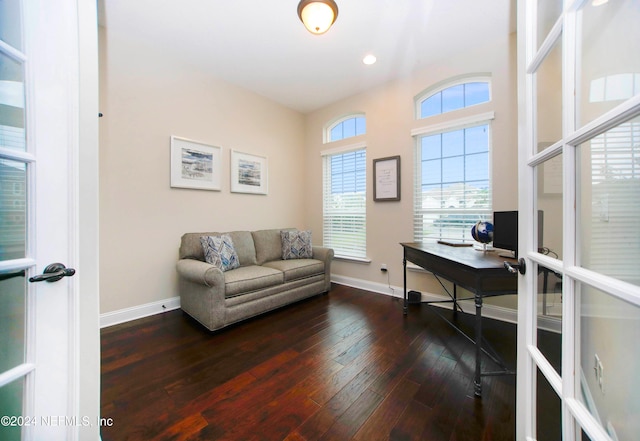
[566,265,640,308]
[330,274,561,332]
[320,141,367,157]
[100,297,181,328]
[568,94,640,147]
[526,14,563,75]
[0,38,27,62]
[0,257,36,273]
[410,111,495,137]
[96,276,563,333]
[333,255,371,264]
[0,363,35,388]
[0,147,36,163]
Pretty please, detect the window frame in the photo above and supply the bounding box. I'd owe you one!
[412,112,495,243]
[321,142,368,261]
[415,75,492,120]
[325,113,366,143]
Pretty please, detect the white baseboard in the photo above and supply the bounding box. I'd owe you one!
[100,296,181,328]
[330,274,561,333]
[100,276,561,333]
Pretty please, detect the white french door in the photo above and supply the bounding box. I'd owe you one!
[0,1,99,440]
[517,0,640,440]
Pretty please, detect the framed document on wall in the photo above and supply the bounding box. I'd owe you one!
[373,155,400,201]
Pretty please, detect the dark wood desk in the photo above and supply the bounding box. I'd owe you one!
[401,242,518,396]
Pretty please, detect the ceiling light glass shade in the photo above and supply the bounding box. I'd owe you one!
[363,54,377,65]
[297,0,339,35]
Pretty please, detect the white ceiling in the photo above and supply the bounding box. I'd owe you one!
[100,0,515,114]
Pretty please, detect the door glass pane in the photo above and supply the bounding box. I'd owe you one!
[0,1,22,51]
[578,0,640,128]
[579,283,640,441]
[537,154,563,260]
[537,367,562,440]
[0,53,26,152]
[577,116,640,287]
[537,0,563,49]
[0,159,26,260]
[0,271,26,372]
[537,263,562,376]
[537,39,563,152]
[0,377,24,441]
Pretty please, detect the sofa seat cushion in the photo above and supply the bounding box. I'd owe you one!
[262,259,324,283]
[224,265,283,298]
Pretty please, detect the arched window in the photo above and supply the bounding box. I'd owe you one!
[326,114,366,142]
[416,78,491,119]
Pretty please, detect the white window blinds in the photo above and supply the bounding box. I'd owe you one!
[586,120,640,285]
[414,123,492,243]
[322,147,367,259]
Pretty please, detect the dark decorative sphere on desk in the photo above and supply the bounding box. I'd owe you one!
[471,221,494,244]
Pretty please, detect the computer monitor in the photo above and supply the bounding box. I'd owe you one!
[492,210,544,258]
[493,211,518,257]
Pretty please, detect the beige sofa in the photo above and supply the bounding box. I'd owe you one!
[176,228,333,331]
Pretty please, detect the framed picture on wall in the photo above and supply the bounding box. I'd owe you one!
[170,136,222,191]
[230,150,268,195]
[373,155,401,201]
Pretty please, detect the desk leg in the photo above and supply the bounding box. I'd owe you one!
[403,255,408,315]
[453,284,458,315]
[474,292,482,397]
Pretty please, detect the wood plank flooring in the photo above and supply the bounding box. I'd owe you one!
[100,284,557,440]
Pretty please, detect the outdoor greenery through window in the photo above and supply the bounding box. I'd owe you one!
[322,148,367,259]
[414,124,492,243]
[328,115,366,142]
[418,81,490,119]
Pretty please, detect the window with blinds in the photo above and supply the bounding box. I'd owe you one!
[322,148,367,259]
[414,123,492,243]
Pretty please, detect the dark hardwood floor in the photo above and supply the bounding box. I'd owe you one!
[101,284,551,440]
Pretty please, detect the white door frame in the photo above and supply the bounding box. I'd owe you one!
[0,0,100,439]
[516,0,640,440]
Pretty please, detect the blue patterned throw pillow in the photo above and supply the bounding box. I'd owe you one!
[281,230,313,260]
[200,234,240,271]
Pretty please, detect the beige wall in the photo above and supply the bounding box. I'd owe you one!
[99,27,307,313]
[304,33,519,306]
[99,24,519,314]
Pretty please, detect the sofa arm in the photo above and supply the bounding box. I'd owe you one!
[312,246,334,263]
[176,259,226,331]
[312,246,334,292]
[176,259,224,288]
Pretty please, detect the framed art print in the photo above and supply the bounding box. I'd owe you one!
[230,150,268,195]
[373,155,401,201]
[170,136,222,191]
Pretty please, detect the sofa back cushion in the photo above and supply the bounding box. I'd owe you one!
[252,228,295,265]
[179,231,257,266]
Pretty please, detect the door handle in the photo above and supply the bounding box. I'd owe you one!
[504,258,526,275]
[29,263,76,283]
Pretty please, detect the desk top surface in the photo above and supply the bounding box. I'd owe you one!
[401,242,517,271]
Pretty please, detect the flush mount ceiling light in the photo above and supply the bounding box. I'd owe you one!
[362,54,377,65]
[297,0,339,35]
